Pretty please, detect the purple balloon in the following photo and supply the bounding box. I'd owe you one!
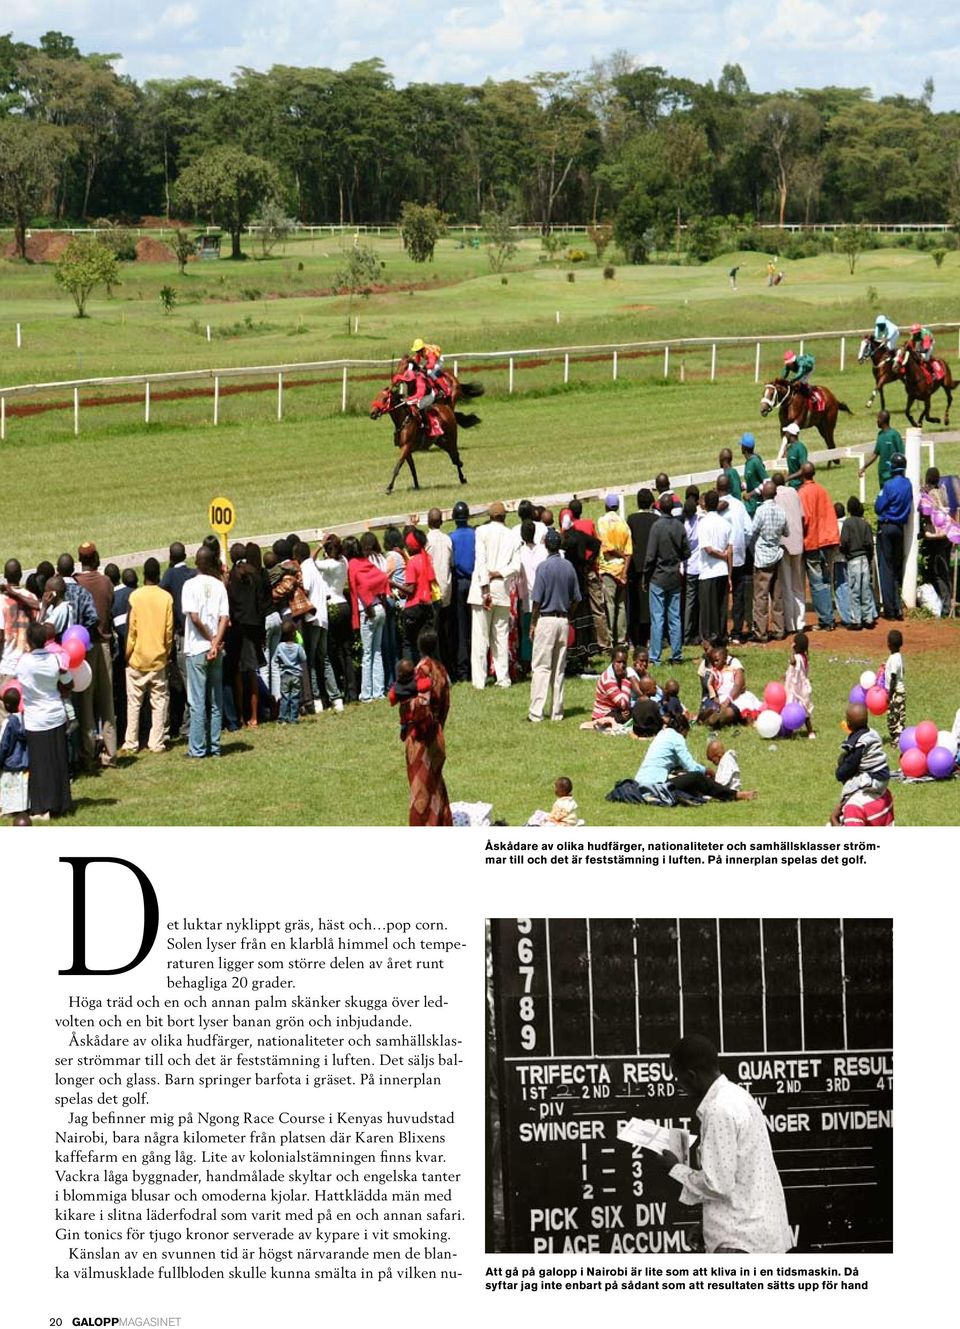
[781,702,807,732]
[848,684,866,705]
[927,746,956,780]
[63,624,91,651]
[898,726,918,754]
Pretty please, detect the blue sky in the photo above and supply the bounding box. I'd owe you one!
[6,0,960,109]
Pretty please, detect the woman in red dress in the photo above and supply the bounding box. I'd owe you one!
[400,627,452,826]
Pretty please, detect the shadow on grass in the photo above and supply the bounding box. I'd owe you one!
[71,796,120,810]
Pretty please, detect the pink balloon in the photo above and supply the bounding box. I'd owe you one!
[916,721,939,754]
[866,685,889,715]
[763,681,787,713]
[932,510,947,529]
[900,747,928,778]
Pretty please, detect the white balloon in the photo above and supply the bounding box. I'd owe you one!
[936,729,958,756]
[755,708,782,739]
[70,659,93,693]
[859,670,876,690]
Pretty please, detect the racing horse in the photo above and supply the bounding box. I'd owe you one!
[760,379,852,463]
[857,335,900,410]
[370,384,481,493]
[892,342,953,427]
[393,353,485,409]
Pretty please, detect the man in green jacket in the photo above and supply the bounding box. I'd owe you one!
[782,421,808,489]
[740,433,768,518]
[858,409,903,486]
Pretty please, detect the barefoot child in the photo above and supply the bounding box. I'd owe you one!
[784,631,815,737]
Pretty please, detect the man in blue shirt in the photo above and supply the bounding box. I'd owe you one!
[873,454,912,620]
[448,500,476,682]
[528,530,580,723]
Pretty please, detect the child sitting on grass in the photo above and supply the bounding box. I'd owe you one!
[527,776,580,826]
[659,678,688,725]
[784,631,815,738]
[631,677,662,738]
[706,737,741,792]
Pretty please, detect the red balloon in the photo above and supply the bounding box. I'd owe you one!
[64,636,86,670]
[900,747,928,778]
[763,681,787,713]
[915,721,939,754]
[865,685,889,715]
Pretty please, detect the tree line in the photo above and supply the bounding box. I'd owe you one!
[2,30,959,250]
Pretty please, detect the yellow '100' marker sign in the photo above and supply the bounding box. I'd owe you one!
[208,495,236,541]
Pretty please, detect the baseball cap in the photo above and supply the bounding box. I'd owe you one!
[605,493,619,509]
[740,432,756,450]
[783,422,801,436]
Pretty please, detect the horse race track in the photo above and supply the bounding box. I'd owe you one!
[1,234,957,825]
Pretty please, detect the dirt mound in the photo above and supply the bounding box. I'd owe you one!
[3,231,73,262]
[137,216,181,230]
[135,236,175,263]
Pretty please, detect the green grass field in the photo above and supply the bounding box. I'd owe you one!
[1,237,957,826]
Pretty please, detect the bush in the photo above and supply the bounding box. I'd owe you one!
[932,248,948,268]
[240,287,262,301]
[54,236,120,316]
[97,227,137,261]
[399,201,445,263]
[159,285,176,314]
[603,265,616,280]
[567,248,587,262]
[566,271,575,282]
[614,188,654,264]
[684,215,724,263]
[501,276,508,285]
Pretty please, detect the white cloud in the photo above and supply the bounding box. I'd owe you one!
[5,1,960,107]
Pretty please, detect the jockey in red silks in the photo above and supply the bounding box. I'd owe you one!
[909,323,940,379]
[392,356,438,433]
[411,337,449,396]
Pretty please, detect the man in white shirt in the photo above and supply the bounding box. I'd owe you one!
[467,501,521,688]
[717,473,753,643]
[181,548,230,758]
[650,1034,793,1254]
[294,540,331,712]
[697,491,732,643]
[426,508,455,675]
[773,471,807,632]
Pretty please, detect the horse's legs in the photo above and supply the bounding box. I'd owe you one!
[820,412,840,467]
[904,394,917,427]
[943,384,952,427]
[442,427,466,484]
[406,453,420,489]
[387,442,411,493]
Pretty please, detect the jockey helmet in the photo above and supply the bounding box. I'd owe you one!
[411,338,425,353]
[911,324,921,335]
[452,500,470,521]
[740,432,756,450]
[890,453,907,473]
[783,350,797,365]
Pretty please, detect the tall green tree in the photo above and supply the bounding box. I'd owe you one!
[0,119,68,256]
[174,146,281,258]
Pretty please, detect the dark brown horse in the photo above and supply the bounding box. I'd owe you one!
[892,343,953,427]
[857,335,900,410]
[370,385,481,493]
[760,379,852,461]
[393,354,485,409]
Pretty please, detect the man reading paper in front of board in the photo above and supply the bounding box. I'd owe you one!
[646,1034,793,1254]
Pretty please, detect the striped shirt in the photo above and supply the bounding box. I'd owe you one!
[750,499,788,568]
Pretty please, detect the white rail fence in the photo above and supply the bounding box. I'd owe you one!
[3,322,959,441]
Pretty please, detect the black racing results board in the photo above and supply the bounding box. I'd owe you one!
[489,918,892,1254]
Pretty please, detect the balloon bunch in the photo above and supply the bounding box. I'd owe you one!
[848,669,888,715]
[899,720,957,780]
[918,493,960,545]
[755,681,807,739]
[47,624,93,693]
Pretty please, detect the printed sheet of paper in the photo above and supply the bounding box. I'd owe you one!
[618,1117,696,1161]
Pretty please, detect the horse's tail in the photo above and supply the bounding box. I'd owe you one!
[458,380,485,399]
[837,400,853,415]
[454,411,482,429]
